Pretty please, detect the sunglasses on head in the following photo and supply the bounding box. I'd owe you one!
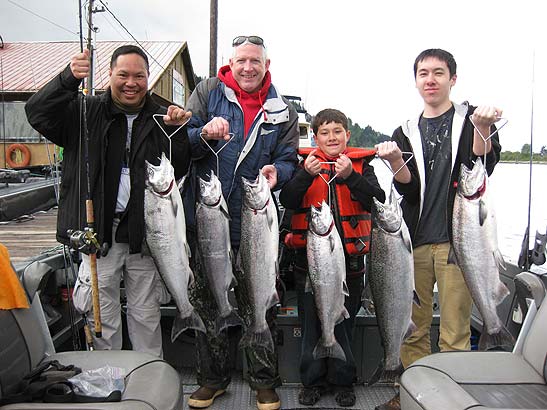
[232,36,265,47]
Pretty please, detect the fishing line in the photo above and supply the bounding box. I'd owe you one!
[152,114,191,162]
[199,132,235,177]
[376,151,415,192]
[518,51,536,270]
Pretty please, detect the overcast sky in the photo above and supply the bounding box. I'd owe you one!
[1,0,545,152]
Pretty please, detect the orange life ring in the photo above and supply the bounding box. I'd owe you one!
[6,143,31,168]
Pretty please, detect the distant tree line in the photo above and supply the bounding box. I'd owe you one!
[500,144,547,162]
[346,118,390,148]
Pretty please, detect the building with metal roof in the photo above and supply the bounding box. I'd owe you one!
[1,40,197,167]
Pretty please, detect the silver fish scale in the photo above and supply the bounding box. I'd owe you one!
[239,174,279,348]
[452,161,506,335]
[307,225,347,344]
[195,176,234,319]
[369,191,415,372]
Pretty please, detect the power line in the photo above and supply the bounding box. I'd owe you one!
[7,0,79,37]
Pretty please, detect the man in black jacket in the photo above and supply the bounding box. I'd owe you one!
[374,48,502,410]
[25,45,192,356]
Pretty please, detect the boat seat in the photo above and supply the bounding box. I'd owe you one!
[400,271,547,410]
[0,257,183,410]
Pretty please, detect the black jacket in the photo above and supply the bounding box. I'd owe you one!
[25,65,190,253]
[391,101,501,245]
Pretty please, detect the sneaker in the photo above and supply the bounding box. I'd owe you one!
[187,386,226,408]
[256,388,280,410]
[298,386,322,406]
[375,392,400,410]
[335,388,356,407]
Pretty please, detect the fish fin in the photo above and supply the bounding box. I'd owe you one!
[313,338,346,361]
[401,230,412,253]
[493,248,507,271]
[220,197,231,220]
[329,235,336,253]
[268,291,280,310]
[478,325,515,352]
[413,290,421,307]
[494,281,510,305]
[239,328,275,353]
[447,246,459,265]
[304,276,313,293]
[177,175,187,192]
[368,361,403,386]
[171,310,206,342]
[479,199,488,226]
[342,280,350,297]
[403,320,418,340]
[214,310,243,335]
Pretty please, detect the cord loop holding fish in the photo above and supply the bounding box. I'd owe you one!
[152,114,191,162]
[469,115,508,170]
[377,151,414,190]
[318,161,338,206]
[200,132,235,176]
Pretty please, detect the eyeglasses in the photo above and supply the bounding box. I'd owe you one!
[232,36,265,47]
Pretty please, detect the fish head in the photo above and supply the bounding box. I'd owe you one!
[242,173,270,210]
[199,171,222,206]
[309,201,334,236]
[145,152,175,196]
[372,186,402,233]
[458,158,487,199]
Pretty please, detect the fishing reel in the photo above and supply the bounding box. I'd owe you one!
[67,228,105,256]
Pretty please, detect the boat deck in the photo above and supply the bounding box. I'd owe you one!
[177,367,397,410]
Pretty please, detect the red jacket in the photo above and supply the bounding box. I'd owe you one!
[285,147,376,255]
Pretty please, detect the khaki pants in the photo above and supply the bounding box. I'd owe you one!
[401,243,472,367]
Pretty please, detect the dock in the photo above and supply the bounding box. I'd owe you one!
[0,206,60,268]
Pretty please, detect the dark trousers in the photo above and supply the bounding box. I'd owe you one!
[296,269,363,389]
[188,246,281,391]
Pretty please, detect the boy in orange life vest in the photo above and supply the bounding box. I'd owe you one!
[279,108,385,407]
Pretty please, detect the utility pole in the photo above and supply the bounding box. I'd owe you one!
[209,0,218,78]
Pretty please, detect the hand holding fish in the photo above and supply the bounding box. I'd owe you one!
[471,105,502,127]
[261,165,277,189]
[375,141,402,163]
[70,49,90,80]
[304,149,321,176]
[334,154,352,179]
[202,116,232,141]
[163,105,192,125]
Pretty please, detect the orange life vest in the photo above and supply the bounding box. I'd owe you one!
[285,147,376,255]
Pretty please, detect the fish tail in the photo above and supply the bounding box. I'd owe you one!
[312,338,346,362]
[478,325,515,351]
[171,310,206,342]
[368,361,403,386]
[214,310,243,335]
[239,328,275,353]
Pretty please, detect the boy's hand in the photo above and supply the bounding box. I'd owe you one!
[335,154,352,179]
[375,141,402,163]
[304,150,321,176]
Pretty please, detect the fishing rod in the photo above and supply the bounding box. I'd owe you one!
[67,0,102,341]
[517,50,546,270]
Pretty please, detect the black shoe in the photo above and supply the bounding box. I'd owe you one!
[335,388,356,407]
[298,386,323,406]
[375,392,400,410]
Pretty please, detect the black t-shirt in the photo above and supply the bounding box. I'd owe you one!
[413,106,455,247]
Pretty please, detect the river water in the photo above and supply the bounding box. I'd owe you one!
[370,159,547,265]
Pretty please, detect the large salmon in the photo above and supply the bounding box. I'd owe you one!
[195,171,242,335]
[451,157,514,350]
[144,153,205,342]
[238,173,279,353]
[368,186,417,385]
[306,201,349,362]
